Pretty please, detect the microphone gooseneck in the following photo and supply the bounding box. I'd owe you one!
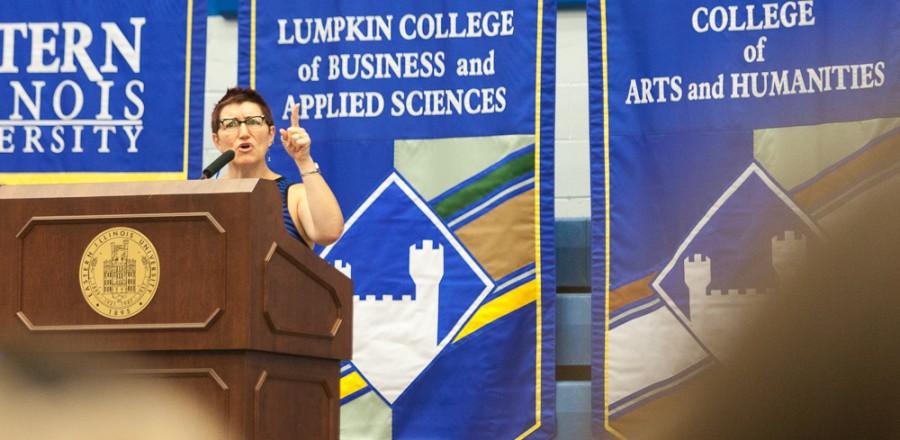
[201,150,236,179]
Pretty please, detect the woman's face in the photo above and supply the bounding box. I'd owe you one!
[211,101,275,167]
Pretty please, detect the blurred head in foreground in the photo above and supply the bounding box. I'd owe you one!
[637,191,900,439]
[0,350,225,440]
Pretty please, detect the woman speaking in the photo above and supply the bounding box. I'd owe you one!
[209,87,343,247]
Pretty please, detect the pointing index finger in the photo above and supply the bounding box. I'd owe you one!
[291,104,300,128]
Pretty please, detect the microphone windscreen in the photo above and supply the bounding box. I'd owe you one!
[202,150,236,178]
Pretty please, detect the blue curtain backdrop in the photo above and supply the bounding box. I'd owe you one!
[239,1,557,438]
[0,0,206,183]
[589,0,900,437]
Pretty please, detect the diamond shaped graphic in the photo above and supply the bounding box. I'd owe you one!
[653,164,823,360]
[321,173,493,403]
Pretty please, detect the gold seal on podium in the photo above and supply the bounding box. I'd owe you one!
[79,227,160,319]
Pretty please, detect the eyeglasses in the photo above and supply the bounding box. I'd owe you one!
[218,115,269,132]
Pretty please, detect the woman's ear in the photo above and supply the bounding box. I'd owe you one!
[211,132,223,152]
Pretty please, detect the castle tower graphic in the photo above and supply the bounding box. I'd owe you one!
[335,239,445,403]
[653,165,823,362]
[683,230,806,359]
[102,240,137,295]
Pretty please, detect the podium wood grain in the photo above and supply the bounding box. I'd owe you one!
[0,179,352,440]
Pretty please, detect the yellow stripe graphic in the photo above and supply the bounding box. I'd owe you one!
[454,280,537,343]
[182,0,193,178]
[250,0,257,88]
[0,172,186,185]
[601,0,625,437]
[518,1,545,437]
[340,372,368,400]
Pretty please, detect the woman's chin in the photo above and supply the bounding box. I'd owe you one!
[232,155,262,166]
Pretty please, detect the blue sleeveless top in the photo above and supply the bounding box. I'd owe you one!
[275,177,309,247]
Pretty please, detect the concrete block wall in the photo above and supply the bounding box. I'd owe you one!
[554,9,591,220]
[553,9,592,440]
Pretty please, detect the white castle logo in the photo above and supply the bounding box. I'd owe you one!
[322,174,494,404]
[653,165,823,362]
[683,230,806,360]
[334,239,446,403]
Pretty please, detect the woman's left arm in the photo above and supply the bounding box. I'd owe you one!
[280,105,344,245]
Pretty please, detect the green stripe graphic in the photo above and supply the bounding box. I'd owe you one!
[434,152,534,219]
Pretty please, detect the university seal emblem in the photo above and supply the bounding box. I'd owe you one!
[79,227,160,319]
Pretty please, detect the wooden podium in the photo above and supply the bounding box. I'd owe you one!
[0,179,352,439]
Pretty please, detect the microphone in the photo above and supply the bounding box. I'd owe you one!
[201,150,235,179]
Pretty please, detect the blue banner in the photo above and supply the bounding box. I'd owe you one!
[240,1,556,438]
[0,0,206,183]
[590,0,900,437]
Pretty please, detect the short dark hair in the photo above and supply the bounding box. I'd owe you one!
[210,87,274,133]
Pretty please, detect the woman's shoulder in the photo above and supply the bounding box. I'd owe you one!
[269,175,305,203]
[273,175,302,189]
[284,179,306,199]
